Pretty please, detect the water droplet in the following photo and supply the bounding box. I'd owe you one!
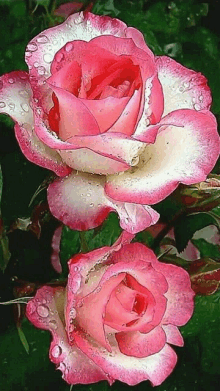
[27,42,38,52]
[37,66,46,75]
[51,344,62,358]
[65,43,73,52]
[25,51,32,58]
[33,98,38,103]
[43,53,53,63]
[37,304,49,317]
[0,102,6,108]
[69,324,75,333]
[70,308,76,318]
[9,103,15,110]
[21,103,29,112]
[131,156,139,166]
[87,193,91,197]
[194,103,200,111]
[74,14,84,24]
[8,78,14,84]
[184,82,190,88]
[37,35,49,44]
[49,320,58,330]
[199,94,203,102]
[89,203,94,207]
[34,62,39,68]
[59,362,66,371]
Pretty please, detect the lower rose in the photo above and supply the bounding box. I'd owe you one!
[26,232,194,386]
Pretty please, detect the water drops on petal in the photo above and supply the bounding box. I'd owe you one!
[26,42,38,52]
[37,304,49,317]
[37,35,49,44]
[51,344,62,358]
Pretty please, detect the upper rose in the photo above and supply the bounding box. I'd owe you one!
[0,12,219,233]
[26,232,194,386]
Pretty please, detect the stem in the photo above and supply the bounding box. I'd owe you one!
[151,208,187,250]
[79,231,89,253]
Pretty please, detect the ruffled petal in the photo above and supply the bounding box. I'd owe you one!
[105,109,220,204]
[156,56,212,116]
[0,71,70,176]
[163,324,184,347]
[26,286,107,384]
[47,172,159,233]
[153,261,195,326]
[74,331,177,386]
[116,327,166,358]
[74,273,126,350]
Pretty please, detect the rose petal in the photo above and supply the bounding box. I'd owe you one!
[47,172,159,233]
[116,326,166,358]
[163,324,184,347]
[153,261,195,326]
[105,289,139,326]
[51,226,63,273]
[74,331,177,386]
[105,109,220,204]
[26,286,107,384]
[156,56,212,116]
[114,283,136,311]
[0,72,70,176]
[74,273,126,351]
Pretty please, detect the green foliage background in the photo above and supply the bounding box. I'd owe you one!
[0,0,220,390]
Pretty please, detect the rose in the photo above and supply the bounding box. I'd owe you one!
[26,231,194,386]
[0,12,219,234]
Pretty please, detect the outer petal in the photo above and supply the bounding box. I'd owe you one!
[47,172,159,233]
[116,326,166,358]
[0,72,70,176]
[74,331,177,386]
[105,109,220,204]
[26,286,107,384]
[162,324,184,347]
[156,56,212,116]
[153,261,195,326]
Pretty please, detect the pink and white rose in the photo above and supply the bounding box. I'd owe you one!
[26,232,194,386]
[0,12,219,233]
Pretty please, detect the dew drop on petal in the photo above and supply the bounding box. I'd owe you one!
[0,102,6,108]
[51,344,62,358]
[59,362,66,372]
[34,62,39,68]
[65,43,73,52]
[89,203,94,207]
[37,304,49,317]
[8,78,14,84]
[55,52,64,63]
[69,308,76,318]
[37,35,49,44]
[9,103,15,110]
[43,53,53,63]
[38,66,46,75]
[21,103,29,112]
[26,42,38,52]
[194,103,200,111]
[49,320,58,330]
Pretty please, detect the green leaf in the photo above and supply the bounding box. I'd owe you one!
[174,212,218,253]
[17,326,29,355]
[60,227,80,277]
[192,238,220,260]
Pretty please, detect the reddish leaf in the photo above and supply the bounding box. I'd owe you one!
[189,258,220,295]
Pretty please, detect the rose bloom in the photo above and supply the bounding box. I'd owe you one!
[0,12,219,233]
[26,232,194,386]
